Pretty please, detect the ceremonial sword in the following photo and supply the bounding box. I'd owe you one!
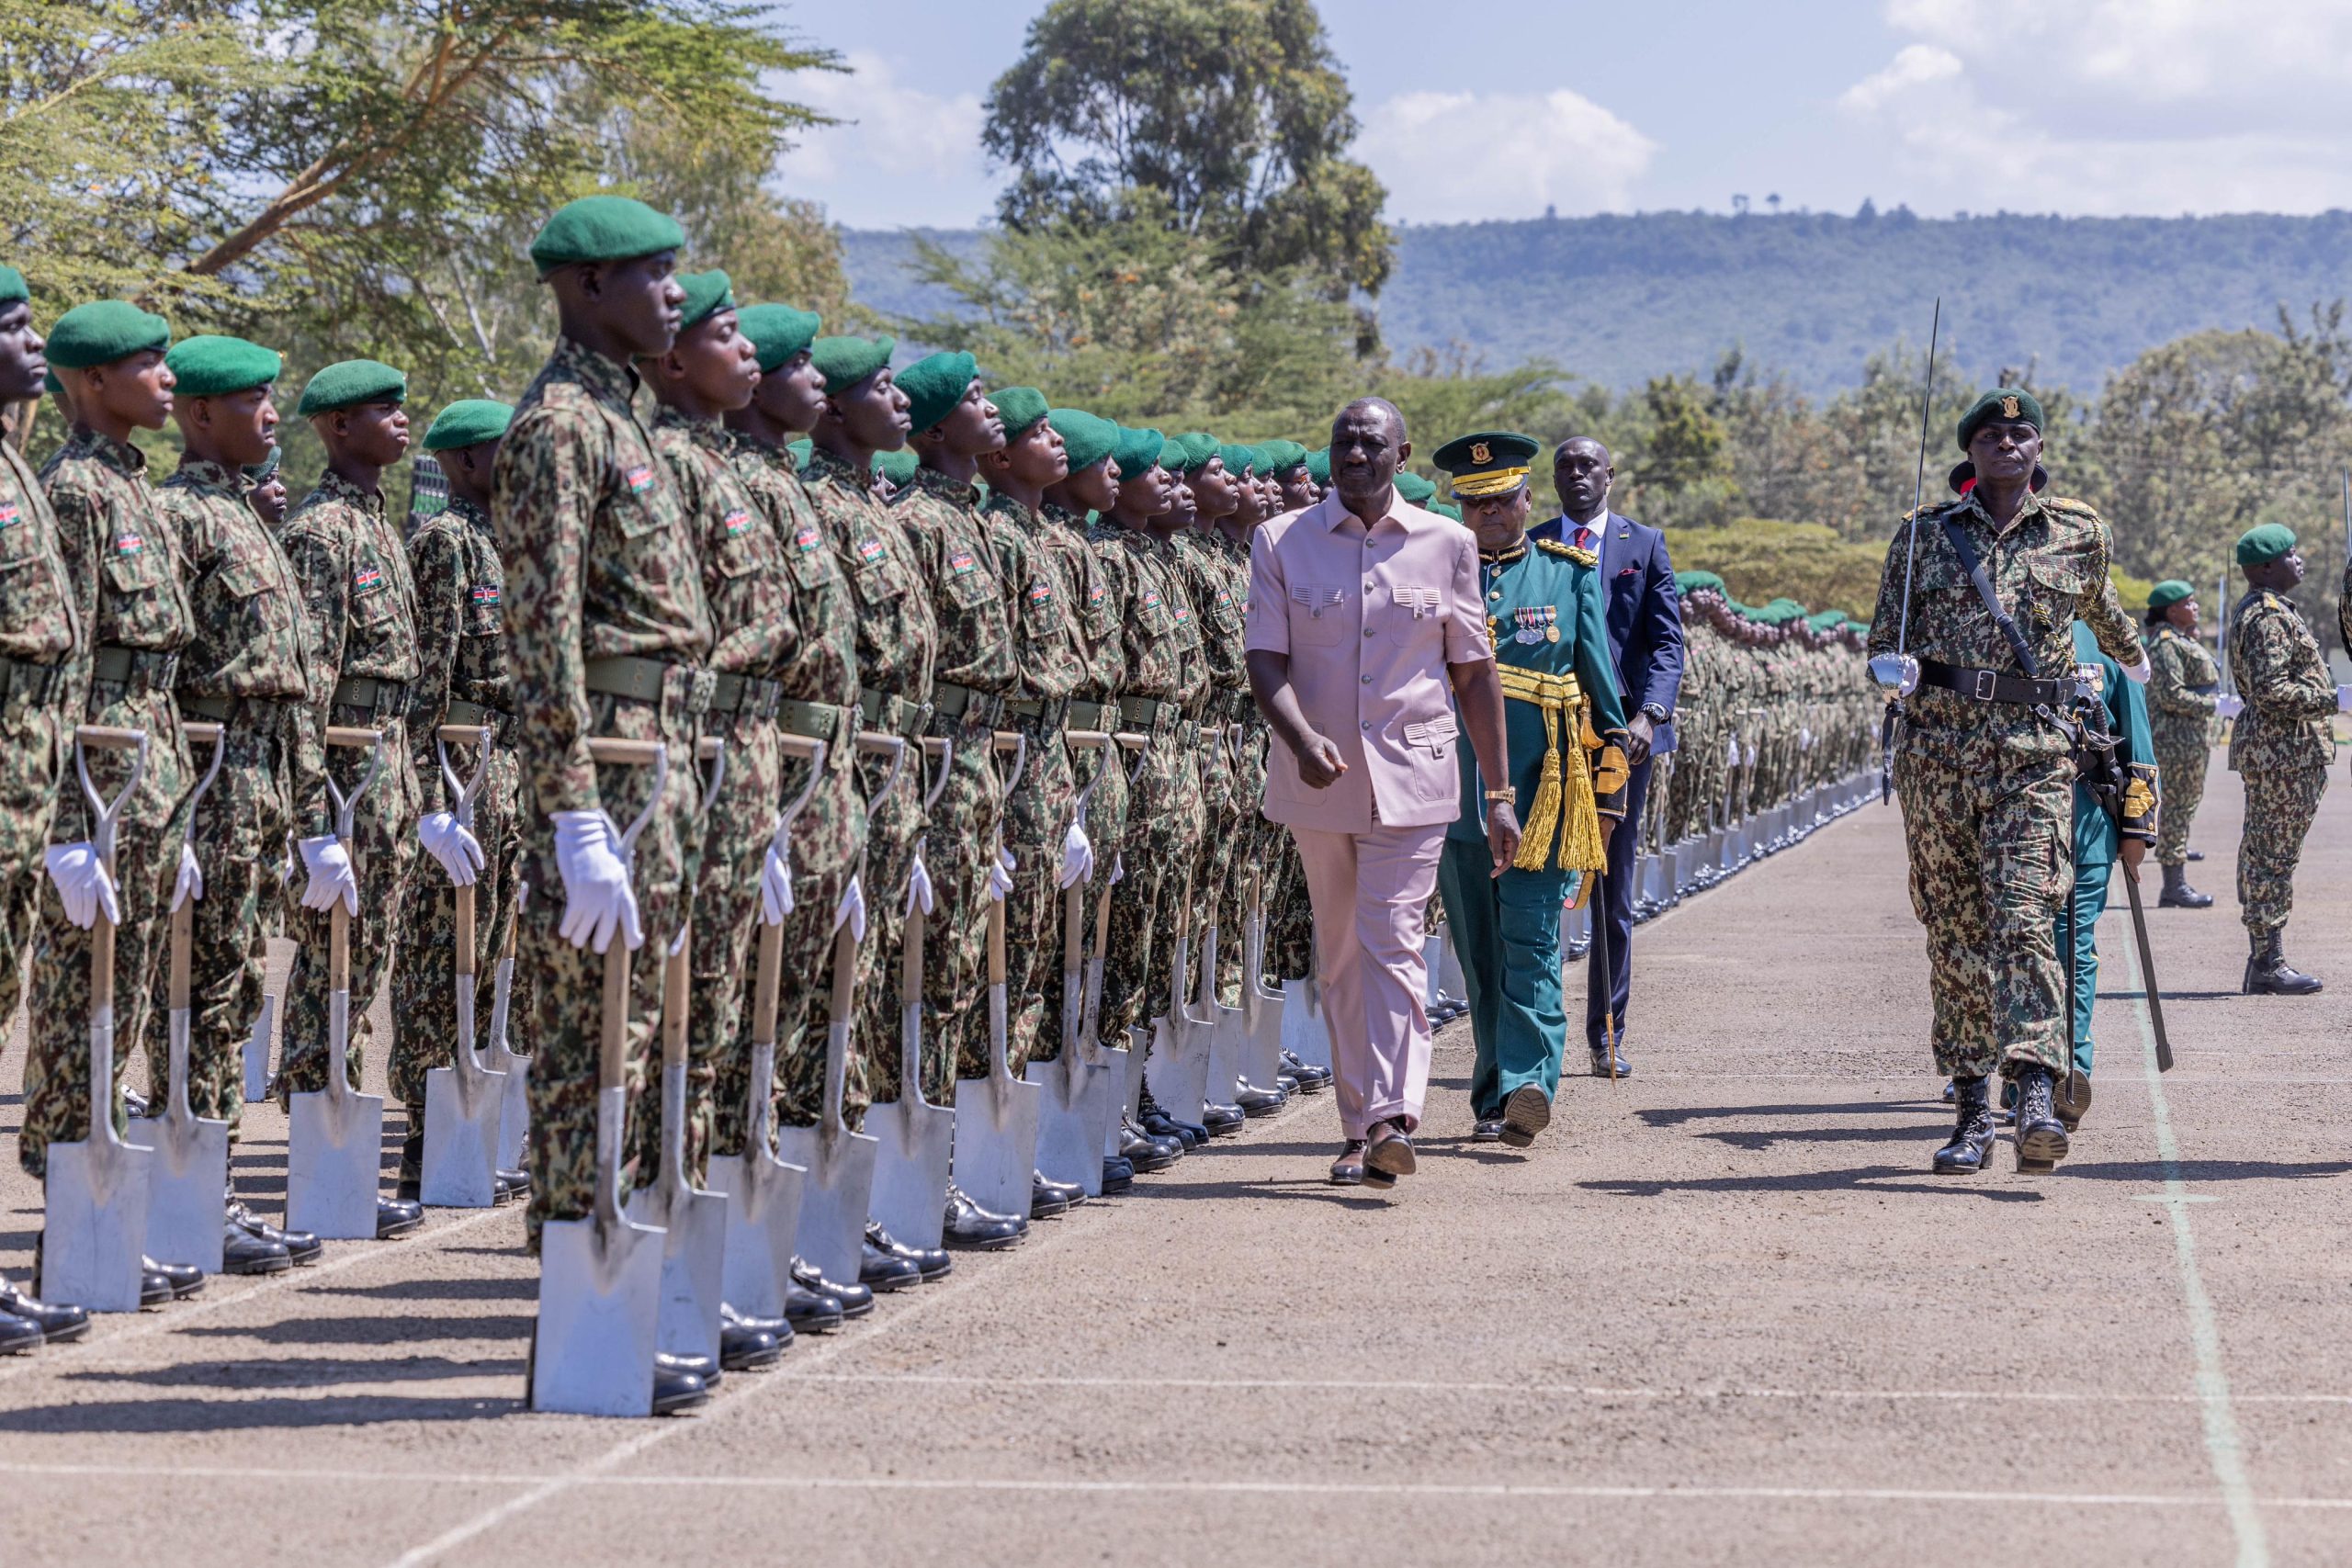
[1868,300,1941,803]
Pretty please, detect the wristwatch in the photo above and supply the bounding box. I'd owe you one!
[1482,787,1515,803]
[1639,702,1670,724]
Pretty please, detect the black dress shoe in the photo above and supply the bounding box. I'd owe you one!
[780,1277,844,1334]
[865,1222,951,1283]
[657,1348,721,1391]
[220,1226,292,1276]
[1280,1052,1330,1091]
[721,1302,793,1341]
[1589,1045,1632,1078]
[1201,1102,1245,1136]
[1933,1077,1998,1174]
[144,1257,205,1300]
[2186,848,2204,862]
[791,1257,872,1317]
[1029,1178,1069,1220]
[0,1309,41,1355]
[650,1358,710,1416]
[1233,1084,1284,1117]
[1471,1117,1504,1142]
[1274,1072,1299,1095]
[230,1202,322,1266]
[1035,1171,1084,1208]
[139,1269,174,1309]
[858,1238,922,1292]
[1364,1121,1416,1182]
[375,1197,424,1239]
[493,1168,530,1204]
[0,1282,88,1344]
[122,1089,151,1119]
[719,1319,784,1371]
[943,1186,1026,1249]
[1118,1122,1178,1172]
[1138,1086,1207,1147]
[1101,1155,1134,1194]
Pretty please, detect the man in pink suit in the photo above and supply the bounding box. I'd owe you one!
[1245,399,1519,1190]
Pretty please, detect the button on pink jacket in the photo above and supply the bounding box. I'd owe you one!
[1245,491,1491,832]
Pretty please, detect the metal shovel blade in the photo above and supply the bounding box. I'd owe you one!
[286,994,385,1240]
[533,1091,664,1417]
[712,1042,808,1321]
[242,992,276,1102]
[1027,1054,1107,1195]
[1123,1024,1152,1126]
[1280,976,1329,1073]
[43,1024,154,1317]
[865,1090,954,1254]
[1199,926,1248,1107]
[952,982,1042,1220]
[486,952,530,1172]
[422,977,505,1207]
[623,1063,728,1363]
[777,1018,880,1285]
[136,1006,228,1273]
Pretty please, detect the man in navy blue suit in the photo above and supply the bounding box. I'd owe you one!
[1529,437,1683,1075]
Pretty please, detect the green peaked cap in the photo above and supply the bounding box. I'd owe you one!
[737,304,820,371]
[2146,579,2194,611]
[1049,409,1119,471]
[991,386,1048,438]
[895,351,977,434]
[1111,426,1165,479]
[423,399,514,452]
[1956,387,2044,450]
[2236,523,2297,567]
[47,300,169,369]
[164,335,280,398]
[529,195,684,275]
[809,334,893,393]
[675,269,734,331]
[298,357,405,416]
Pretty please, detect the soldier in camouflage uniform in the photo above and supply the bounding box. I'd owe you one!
[2224,525,2340,995]
[2141,579,2221,908]
[388,397,527,1204]
[1867,389,2146,1175]
[152,336,325,1266]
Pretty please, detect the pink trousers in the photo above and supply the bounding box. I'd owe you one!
[1288,820,1448,1139]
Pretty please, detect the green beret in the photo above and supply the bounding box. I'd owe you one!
[1430,502,1464,523]
[809,335,893,394]
[423,399,514,452]
[297,358,406,417]
[895,352,977,434]
[2236,523,2297,568]
[164,335,281,399]
[0,266,25,306]
[528,195,685,275]
[1956,387,2044,451]
[1305,447,1330,486]
[1111,426,1165,479]
[1160,438,1191,473]
[42,369,60,396]
[1050,408,1118,471]
[991,386,1049,438]
[675,270,734,332]
[1806,610,1849,632]
[243,444,280,484]
[1260,440,1308,475]
[47,300,170,369]
[1393,470,1436,505]
[2146,579,2194,611]
[787,437,812,473]
[737,303,820,372]
[1429,430,1540,499]
[1674,570,1726,596]
[874,448,919,489]
[1218,443,1258,478]
[1171,433,1220,473]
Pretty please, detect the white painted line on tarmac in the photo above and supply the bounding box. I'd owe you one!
[2120,929,2269,1567]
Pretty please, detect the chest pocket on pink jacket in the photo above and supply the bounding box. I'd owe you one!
[1290,582,1347,646]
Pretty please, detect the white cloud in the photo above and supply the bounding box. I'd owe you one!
[1841,0,2352,212]
[770,51,992,229]
[1352,88,1659,222]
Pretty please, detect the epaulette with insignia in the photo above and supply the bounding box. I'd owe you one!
[2041,495,2099,518]
[1900,500,1958,525]
[1535,537,1596,567]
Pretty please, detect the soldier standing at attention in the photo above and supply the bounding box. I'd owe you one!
[1866,389,2148,1176]
[244,444,288,528]
[2142,580,2221,908]
[2225,525,2343,995]
[390,397,526,1206]
[1429,432,1628,1151]
[494,196,714,1415]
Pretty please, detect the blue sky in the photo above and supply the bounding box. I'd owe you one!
[768,0,2352,230]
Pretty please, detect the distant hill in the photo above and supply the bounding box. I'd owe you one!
[841,209,2352,398]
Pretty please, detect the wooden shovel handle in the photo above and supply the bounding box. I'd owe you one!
[74,725,145,751]
[329,894,350,993]
[828,920,856,1028]
[662,924,689,1069]
[988,887,1006,987]
[752,919,783,1050]
[600,938,629,1089]
[168,900,191,1010]
[92,908,116,1018]
[1063,880,1084,977]
[322,725,384,750]
[901,889,924,1007]
[455,882,476,984]
[584,737,665,767]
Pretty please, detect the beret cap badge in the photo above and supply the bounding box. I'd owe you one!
[2000,396,2020,419]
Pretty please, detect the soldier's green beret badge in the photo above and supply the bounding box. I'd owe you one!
[1431,430,1539,499]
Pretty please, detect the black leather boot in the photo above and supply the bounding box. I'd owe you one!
[1201,1101,1245,1137]
[792,1256,872,1317]
[230,1194,322,1266]
[718,1318,784,1371]
[1233,1082,1285,1117]
[651,1355,711,1416]
[0,1280,88,1344]
[2011,1065,2069,1170]
[2158,863,2213,908]
[858,1236,922,1292]
[0,1308,40,1355]
[1138,1084,1206,1147]
[942,1184,1026,1249]
[219,1224,293,1276]
[2244,931,2323,995]
[781,1276,844,1334]
[1118,1120,1179,1171]
[866,1222,951,1282]
[1931,1076,1997,1174]
[144,1257,205,1300]
[375,1196,424,1239]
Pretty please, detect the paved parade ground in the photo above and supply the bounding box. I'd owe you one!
[2,751,2346,1567]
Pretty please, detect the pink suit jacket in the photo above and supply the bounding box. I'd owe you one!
[1245,491,1490,832]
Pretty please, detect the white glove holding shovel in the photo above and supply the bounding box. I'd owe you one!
[418,810,485,887]
[905,840,935,918]
[549,810,642,953]
[759,830,795,925]
[168,842,203,913]
[835,874,868,942]
[986,843,1016,903]
[297,835,360,917]
[43,842,119,931]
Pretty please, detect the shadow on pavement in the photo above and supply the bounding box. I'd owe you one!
[60,1351,523,1390]
[1638,1100,1945,1128]
[0,1391,519,1432]
[1579,1164,2046,1201]
[2053,1159,2352,1183]
[175,1313,534,1346]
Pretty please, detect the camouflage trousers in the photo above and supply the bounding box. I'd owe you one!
[2235,762,2325,936]
[278,712,421,1102]
[853,723,937,1106]
[1894,740,2073,1080]
[519,689,702,1250]
[1265,824,1313,982]
[767,723,866,1131]
[1030,723,1130,1066]
[385,740,527,1127]
[922,708,1009,1088]
[19,684,191,1178]
[1102,728,1204,1043]
[2153,735,2209,867]
[1000,714,1075,1075]
[0,695,67,1039]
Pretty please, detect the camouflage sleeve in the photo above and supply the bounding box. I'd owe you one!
[405,520,466,814]
[2242,604,2338,723]
[40,473,102,705]
[276,513,351,832]
[494,407,605,816]
[2074,521,2144,671]
[2147,637,2217,718]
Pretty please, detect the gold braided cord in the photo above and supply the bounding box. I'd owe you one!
[1449,467,1530,499]
[1493,667,1605,873]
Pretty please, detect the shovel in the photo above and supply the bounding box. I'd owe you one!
[1085,732,1149,1150]
[1143,870,1218,1125]
[779,732,901,1282]
[625,737,730,1365]
[1238,863,1287,1095]
[1027,731,1111,1194]
[710,735,826,1321]
[1196,728,1250,1109]
[242,990,276,1103]
[532,735,670,1417]
[865,734,956,1252]
[487,888,528,1172]
[285,725,388,1241]
[951,731,1042,1220]
[42,725,156,1313]
[420,723,506,1208]
[135,722,230,1273]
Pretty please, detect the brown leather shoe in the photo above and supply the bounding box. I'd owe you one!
[1365,1120,1417,1180]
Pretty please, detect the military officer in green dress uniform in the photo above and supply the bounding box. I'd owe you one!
[1428,433,1630,1149]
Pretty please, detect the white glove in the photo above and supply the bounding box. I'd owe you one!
[2214,693,2245,720]
[297,835,359,916]
[834,874,867,942]
[1109,852,1125,886]
[2336,683,2351,715]
[549,810,642,953]
[759,835,794,925]
[44,842,119,931]
[169,841,203,913]
[418,810,485,887]
[1725,737,1739,765]
[1058,818,1094,889]
[905,842,934,917]
[987,843,1015,903]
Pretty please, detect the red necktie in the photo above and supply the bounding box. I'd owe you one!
[1574,525,1593,551]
